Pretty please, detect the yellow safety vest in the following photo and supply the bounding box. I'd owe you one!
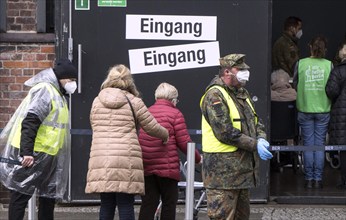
[11,83,69,155]
[200,85,257,153]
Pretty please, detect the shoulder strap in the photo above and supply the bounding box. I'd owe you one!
[124,95,139,134]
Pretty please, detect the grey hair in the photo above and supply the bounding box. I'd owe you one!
[100,64,139,97]
[154,82,178,101]
[271,69,290,85]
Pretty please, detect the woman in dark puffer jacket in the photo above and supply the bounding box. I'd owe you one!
[326,40,346,188]
[138,82,201,220]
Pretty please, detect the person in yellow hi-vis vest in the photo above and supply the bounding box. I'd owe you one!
[200,54,273,220]
[0,59,77,220]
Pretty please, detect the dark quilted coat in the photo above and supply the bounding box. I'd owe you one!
[139,99,201,181]
[326,61,346,144]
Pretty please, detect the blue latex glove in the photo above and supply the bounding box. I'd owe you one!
[258,138,270,149]
[257,138,273,160]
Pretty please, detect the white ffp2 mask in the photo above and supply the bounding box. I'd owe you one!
[296,30,303,39]
[236,70,250,83]
[64,81,77,94]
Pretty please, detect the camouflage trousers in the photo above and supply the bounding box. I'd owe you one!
[206,188,250,220]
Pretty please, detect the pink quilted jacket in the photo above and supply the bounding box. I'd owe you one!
[139,99,201,181]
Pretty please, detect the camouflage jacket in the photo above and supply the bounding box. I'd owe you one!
[272,32,300,77]
[200,76,266,189]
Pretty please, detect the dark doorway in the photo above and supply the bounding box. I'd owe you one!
[270,0,346,204]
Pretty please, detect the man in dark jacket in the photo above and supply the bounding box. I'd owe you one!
[200,54,272,220]
[272,16,303,77]
[326,41,346,189]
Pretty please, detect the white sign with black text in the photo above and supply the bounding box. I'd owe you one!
[126,14,217,41]
[129,41,220,74]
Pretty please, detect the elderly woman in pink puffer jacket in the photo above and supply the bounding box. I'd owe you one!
[138,82,201,220]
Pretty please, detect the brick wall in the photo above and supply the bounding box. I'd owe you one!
[0,43,55,127]
[7,0,37,32]
[0,0,56,204]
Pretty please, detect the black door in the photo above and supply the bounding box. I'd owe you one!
[64,0,271,202]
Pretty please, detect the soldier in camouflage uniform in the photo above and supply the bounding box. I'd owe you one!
[200,54,273,220]
[272,16,303,77]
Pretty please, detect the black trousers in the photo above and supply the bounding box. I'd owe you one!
[138,175,178,220]
[99,192,135,220]
[9,190,55,220]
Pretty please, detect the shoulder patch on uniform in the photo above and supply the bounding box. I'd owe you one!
[211,102,223,116]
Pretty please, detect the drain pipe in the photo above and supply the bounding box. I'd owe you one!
[68,0,73,61]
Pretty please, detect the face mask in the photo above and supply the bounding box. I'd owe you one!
[64,81,77,94]
[295,29,303,39]
[236,70,250,83]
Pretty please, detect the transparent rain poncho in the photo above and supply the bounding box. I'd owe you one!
[0,68,71,200]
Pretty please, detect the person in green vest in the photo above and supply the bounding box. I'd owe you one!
[293,36,333,189]
[200,54,272,220]
[0,58,78,220]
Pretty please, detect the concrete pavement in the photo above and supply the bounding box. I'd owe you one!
[1,202,346,220]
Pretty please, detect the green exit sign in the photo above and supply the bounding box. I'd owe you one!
[98,0,127,7]
[75,0,90,10]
